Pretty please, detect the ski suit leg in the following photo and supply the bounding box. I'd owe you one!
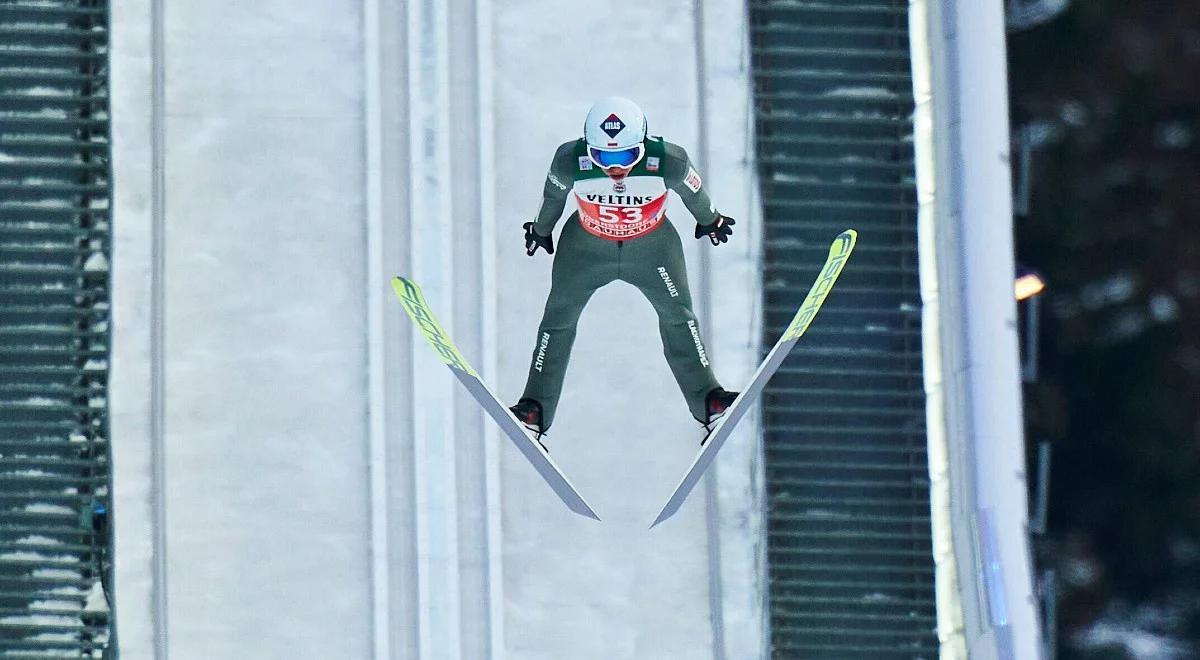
[619,220,721,422]
[520,218,615,429]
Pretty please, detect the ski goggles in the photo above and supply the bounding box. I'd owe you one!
[588,144,644,170]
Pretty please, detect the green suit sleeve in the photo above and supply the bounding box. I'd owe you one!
[662,141,720,225]
[531,141,577,236]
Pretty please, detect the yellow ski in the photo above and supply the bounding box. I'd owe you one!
[650,230,857,527]
[393,277,600,520]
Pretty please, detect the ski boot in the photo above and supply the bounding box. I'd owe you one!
[699,387,740,441]
[509,397,549,451]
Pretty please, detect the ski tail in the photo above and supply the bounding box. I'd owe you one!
[649,229,857,528]
[392,276,600,521]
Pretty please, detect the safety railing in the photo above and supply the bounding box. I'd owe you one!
[750,1,936,656]
[0,1,113,656]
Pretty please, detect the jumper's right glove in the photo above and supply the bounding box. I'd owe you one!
[523,222,554,256]
[695,214,736,246]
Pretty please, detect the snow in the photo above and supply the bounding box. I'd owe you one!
[16,535,64,547]
[0,66,70,76]
[493,2,721,657]
[109,0,371,657]
[108,0,759,657]
[1155,121,1193,149]
[0,108,67,119]
[772,172,822,184]
[1062,556,1099,587]
[83,582,109,614]
[82,252,109,272]
[1079,623,1188,659]
[2,323,69,331]
[823,86,899,99]
[29,600,77,612]
[1007,0,1073,30]
[23,199,73,208]
[10,0,72,8]
[33,568,81,580]
[1148,293,1179,322]
[0,153,82,165]
[803,508,839,518]
[1076,604,1195,659]
[22,503,73,515]
[1080,272,1137,309]
[5,222,49,230]
[0,552,76,566]
[768,237,807,248]
[1023,119,1064,147]
[32,632,82,642]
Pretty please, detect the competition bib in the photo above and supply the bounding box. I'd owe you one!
[571,170,669,241]
[574,192,668,240]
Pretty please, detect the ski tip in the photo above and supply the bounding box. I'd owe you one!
[390,276,414,297]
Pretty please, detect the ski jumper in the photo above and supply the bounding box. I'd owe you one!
[520,136,724,428]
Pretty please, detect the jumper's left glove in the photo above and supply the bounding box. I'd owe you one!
[695,215,736,246]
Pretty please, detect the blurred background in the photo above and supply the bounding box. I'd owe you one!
[0,0,1194,659]
[1010,1,1200,657]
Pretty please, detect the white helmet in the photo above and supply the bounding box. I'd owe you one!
[583,97,647,172]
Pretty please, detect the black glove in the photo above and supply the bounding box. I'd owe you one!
[523,222,554,256]
[695,214,735,246]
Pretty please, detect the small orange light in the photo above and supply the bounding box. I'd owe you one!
[1015,273,1046,301]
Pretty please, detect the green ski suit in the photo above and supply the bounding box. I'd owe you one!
[520,137,725,428]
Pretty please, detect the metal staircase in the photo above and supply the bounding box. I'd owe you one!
[0,1,113,656]
[749,2,936,657]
